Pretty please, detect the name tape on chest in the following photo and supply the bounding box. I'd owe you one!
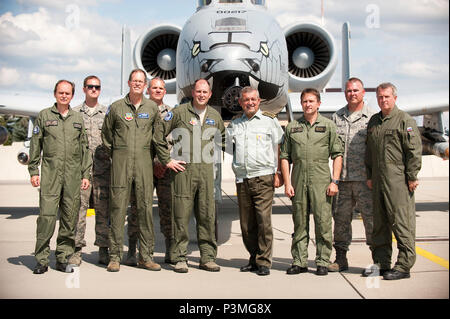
[45,120,58,127]
[205,118,215,126]
[73,123,82,129]
[290,127,303,133]
[138,113,149,119]
[315,126,326,133]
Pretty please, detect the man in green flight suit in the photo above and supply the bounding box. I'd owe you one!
[280,88,343,276]
[29,80,92,274]
[101,69,183,272]
[364,82,422,280]
[153,78,225,273]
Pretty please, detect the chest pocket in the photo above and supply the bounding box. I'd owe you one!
[383,129,402,163]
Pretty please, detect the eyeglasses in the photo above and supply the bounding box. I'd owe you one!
[86,85,101,90]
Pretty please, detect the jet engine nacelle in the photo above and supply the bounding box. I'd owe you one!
[133,25,181,93]
[17,147,30,165]
[0,126,8,145]
[284,23,337,92]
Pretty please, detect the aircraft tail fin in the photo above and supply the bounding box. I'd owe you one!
[121,25,132,96]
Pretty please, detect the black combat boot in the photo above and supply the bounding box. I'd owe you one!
[328,248,349,272]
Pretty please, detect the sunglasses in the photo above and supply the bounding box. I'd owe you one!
[86,85,101,90]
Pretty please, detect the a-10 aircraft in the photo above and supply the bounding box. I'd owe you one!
[0,0,448,164]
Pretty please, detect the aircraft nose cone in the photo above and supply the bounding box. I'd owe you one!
[157,48,176,71]
[292,46,315,69]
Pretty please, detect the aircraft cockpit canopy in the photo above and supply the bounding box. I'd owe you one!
[197,0,266,8]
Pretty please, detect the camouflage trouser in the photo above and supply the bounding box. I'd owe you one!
[74,172,110,248]
[332,181,373,251]
[127,170,172,241]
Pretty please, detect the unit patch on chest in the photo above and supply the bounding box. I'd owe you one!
[189,118,199,126]
[124,113,134,121]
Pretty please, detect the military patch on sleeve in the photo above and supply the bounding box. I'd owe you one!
[262,111,276,119]
[205,118,215,125]
[73,123,82,129]
[291,127,303,133]
[407,127,413,132]
[164,111,173,121]
[315,126,326,133]
[33,125,40,135]
[138,113,150,119]
[45,120,58,127]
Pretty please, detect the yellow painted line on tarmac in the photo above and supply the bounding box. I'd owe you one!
[415,245,449,270]
[392,235,449,270]
[86,209,95,217]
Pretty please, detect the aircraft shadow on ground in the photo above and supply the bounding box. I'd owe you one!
[0,207,39,219]
[415,202,449,212]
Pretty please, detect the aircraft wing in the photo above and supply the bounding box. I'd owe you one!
[285,91,449,116]
[0,92,56,117]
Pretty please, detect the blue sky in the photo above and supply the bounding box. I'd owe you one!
[0,0,448,111]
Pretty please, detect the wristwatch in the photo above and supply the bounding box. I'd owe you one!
[331,179,340,185]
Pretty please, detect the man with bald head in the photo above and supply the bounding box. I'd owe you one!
[153,78,225,273]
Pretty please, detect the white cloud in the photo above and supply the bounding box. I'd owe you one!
[397,62,449,79]
[29,73,58,90]
[0,67,21,86]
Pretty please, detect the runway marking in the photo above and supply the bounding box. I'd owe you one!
[415,245,449,270]
[392,236,449,270]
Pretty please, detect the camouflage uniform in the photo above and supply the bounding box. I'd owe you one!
[127,103,173,243]
[332,104,376,252]
[72,102,111,249]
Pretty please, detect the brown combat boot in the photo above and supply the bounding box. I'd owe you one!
[106,261,120,272]
[68,247,82,266]
[328,248,349,272]
[124,238,137,266]
[137,259,161,271]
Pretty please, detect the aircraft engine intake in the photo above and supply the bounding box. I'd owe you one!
[134,25,181,90]
[284,23,337,92]
[0,126,8,145]
[17,147,29,165]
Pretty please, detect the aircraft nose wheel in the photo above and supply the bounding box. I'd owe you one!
[222,85,243,113]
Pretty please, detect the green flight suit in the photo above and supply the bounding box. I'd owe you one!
[28,104,92,266]
[280,113,343,268]
[101,94,161,263]
[365,105,422,272]
[153,102,225,265]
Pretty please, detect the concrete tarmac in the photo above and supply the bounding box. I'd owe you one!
[0,143,448,302]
